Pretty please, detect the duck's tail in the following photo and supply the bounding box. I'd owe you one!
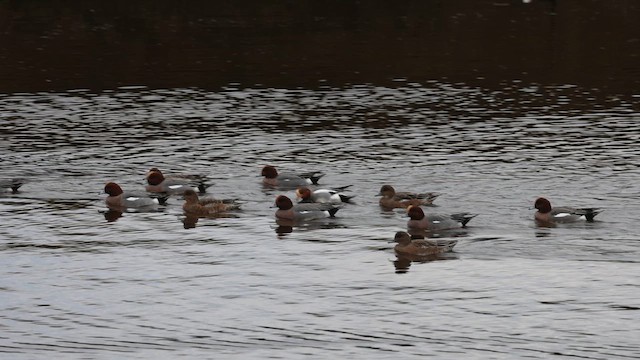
[422,193,440,203]
[407,192,440,205]
[332,185,353,192]
[10,179,24,193]
[300,172,325,185]
[220,198,241,205]
[154,194,170,205]
[451,212,478,227]
[225,201,242,211]
[197,182,210,193]
[339,194,355,203]
[309,173,325,185]
[578,208,602,222]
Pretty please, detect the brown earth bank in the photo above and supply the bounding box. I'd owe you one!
[0,0,638,93]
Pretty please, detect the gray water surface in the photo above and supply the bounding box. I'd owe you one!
[1,82,639,359]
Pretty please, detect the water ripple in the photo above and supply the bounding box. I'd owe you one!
[1,82,639,358]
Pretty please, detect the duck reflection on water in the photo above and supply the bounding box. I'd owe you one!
[0,178,25,193]
[103,209,123,222]
[393,251,460,273]
[274,216,347,237]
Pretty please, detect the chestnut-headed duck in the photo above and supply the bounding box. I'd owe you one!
[146,168,208,193]
[393,231,458,256]
[407,205,476,230]
[296,185,354,204]
[274,195,340,220]
[182,189,241,216]
[534,197,601,224]
[146,170,203,194]
[261,165,324,188]
[0,178,25,193]
[378,185,438,209]
[104,182,167,209]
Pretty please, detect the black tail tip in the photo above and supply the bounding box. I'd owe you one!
[455,213,478,227]
[197,183,209,193]
[339,194,355,203]
[310,176,324,185]
[156,195,170,205]
[9,179,24,193]
[585,209,602,222]
[333,185,353,192]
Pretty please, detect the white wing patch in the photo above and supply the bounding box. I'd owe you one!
[126,197,140,201]
[169,185,183,190]
[555,213,571,218]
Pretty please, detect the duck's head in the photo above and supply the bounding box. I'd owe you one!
[146,167,162,179]
[393,231,412,245]
[275,195,293,210]
[147,171,165,185]
[407,205,425,220]
[534,197,552,213]
[262,165,278,179]
[183,189,199,203]
[295,187,312,200]
[104,182,123,196]
[378,185,396,197]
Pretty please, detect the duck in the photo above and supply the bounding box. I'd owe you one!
[274,195,340,221]
[534,197,601,224]
[407,205,476,230]
[104,182,167,209]
[261,165,324,188]
[146,170,202,194]
[0,178,25,193]
[393,231,458,255]
[296,185,354,204]
[182,189,241,216]
[378,185,438,209]
[145,168,208,193]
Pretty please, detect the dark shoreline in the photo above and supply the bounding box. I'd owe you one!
[1,0,639,93]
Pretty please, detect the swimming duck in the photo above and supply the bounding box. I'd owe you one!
[146,170,201,194]
[393,231,458,255]
[145,168,208,193]
[0,178,24,193]
[104,182,166,209]
[274,195,340,220]
[182,189,241,216]
[296,186,354,204]
[378,185,438,209]
[407,205,476,230]
[534,197,601,224]
[261,165,324,188]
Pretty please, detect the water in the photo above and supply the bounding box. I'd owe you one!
[1,82,639,359]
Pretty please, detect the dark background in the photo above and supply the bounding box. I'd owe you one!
[1,0,638,93]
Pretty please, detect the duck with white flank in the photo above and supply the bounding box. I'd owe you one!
[261,165,324,189]
[407,205,476,231]
[274,195,340,221]
[534,197,601,224]
[296,185,354,204]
